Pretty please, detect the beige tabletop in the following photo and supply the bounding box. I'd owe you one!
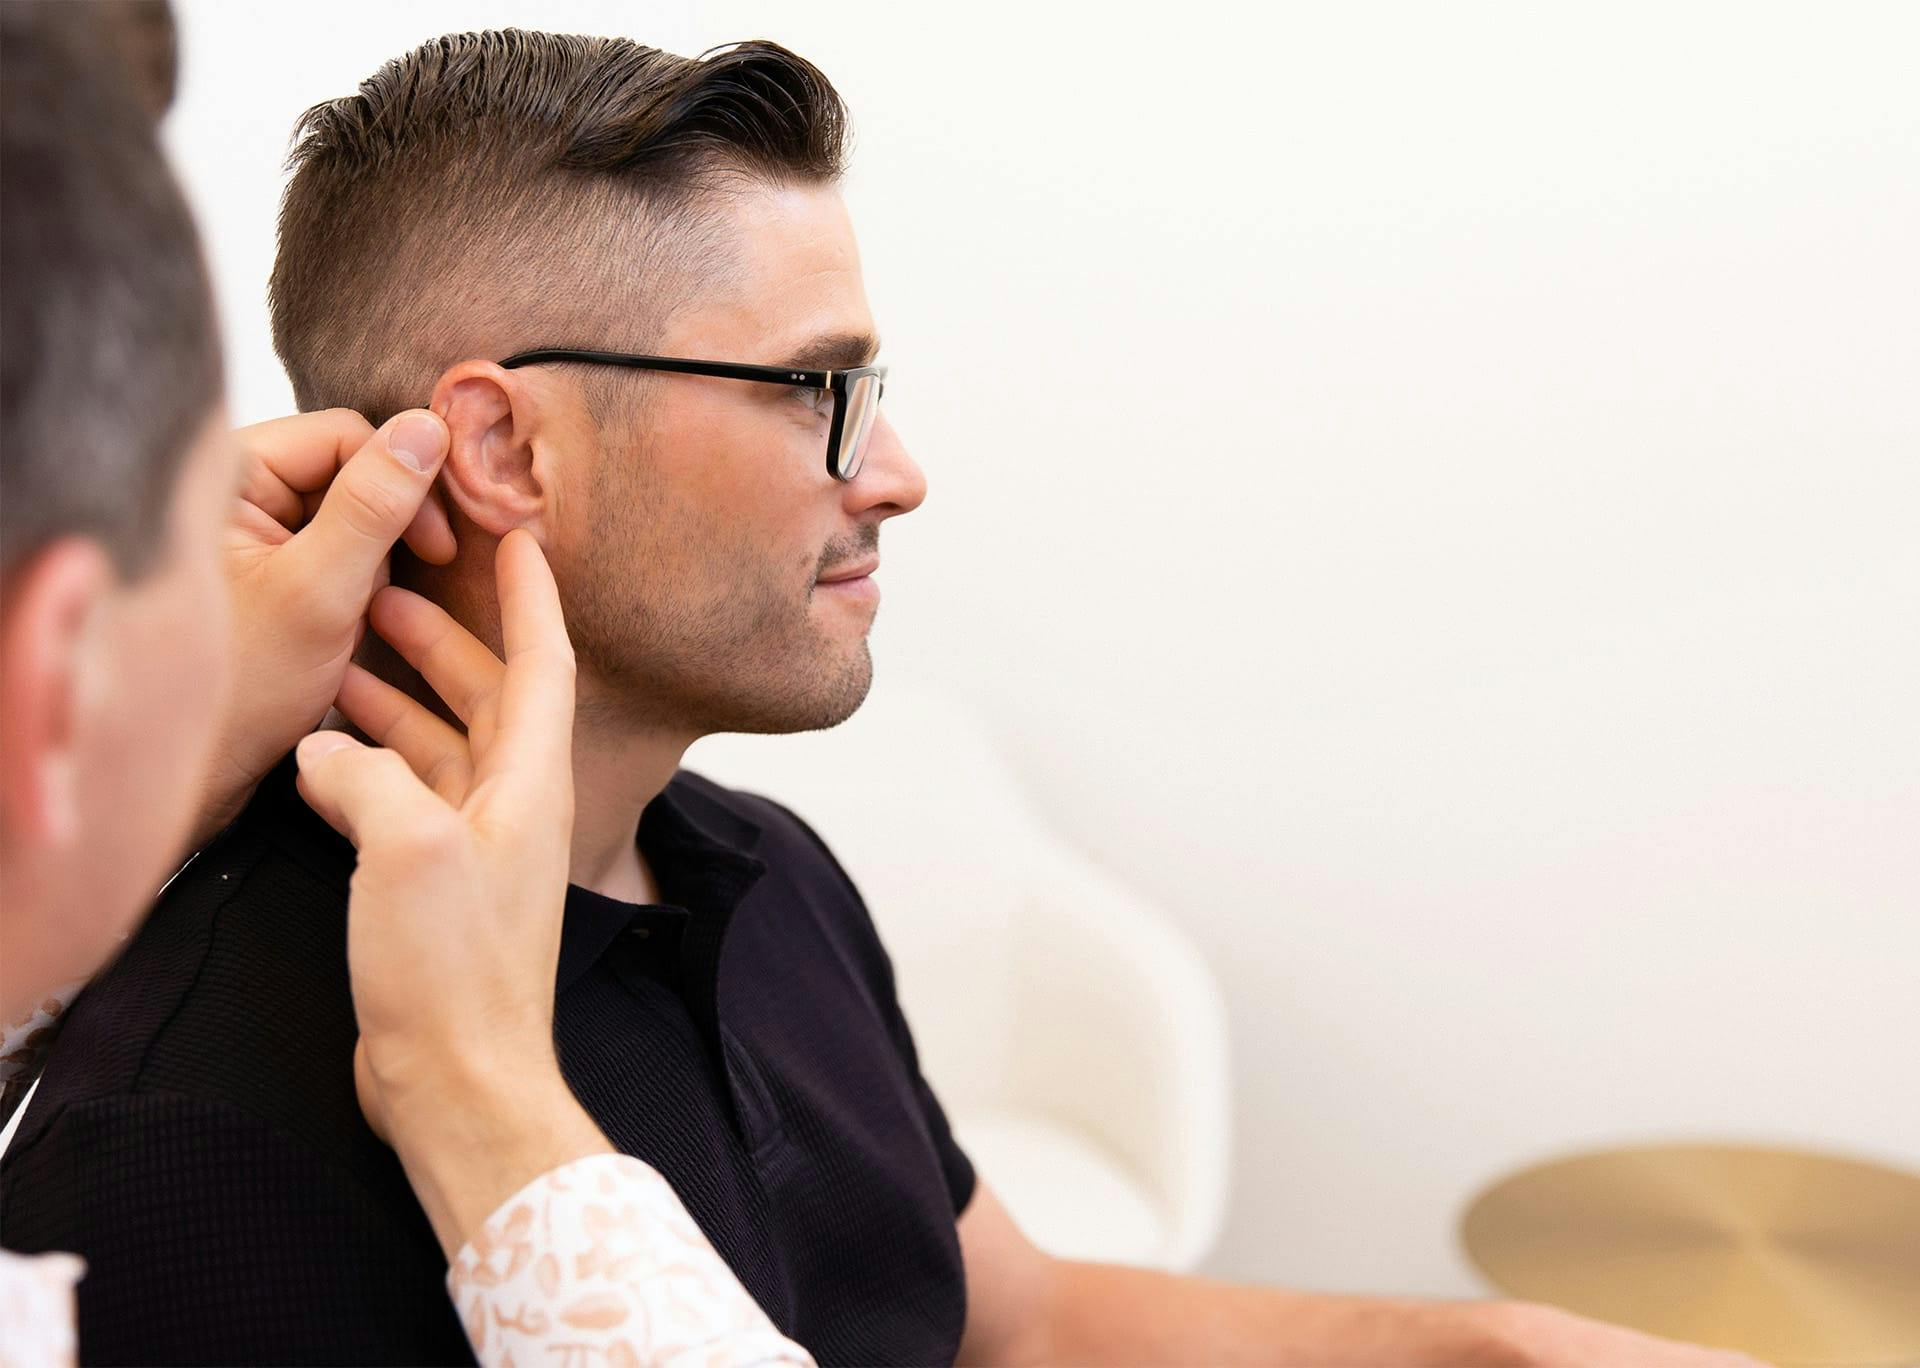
[1460,1142,1920,1367]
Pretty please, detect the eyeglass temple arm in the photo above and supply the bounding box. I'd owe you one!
[497,348,834,388]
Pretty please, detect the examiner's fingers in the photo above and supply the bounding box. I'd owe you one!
[236,409,375,526]
[474,530,576,795]
[293,731,444,851]
[238,409,454,560]
[281,410,456,590]
[333,664,473,803]
[367,585,505,728]
[401,491,457,566]
[496,530,570,667]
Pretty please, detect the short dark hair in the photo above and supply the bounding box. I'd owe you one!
[0,0,221,578]
[269,31,849,424]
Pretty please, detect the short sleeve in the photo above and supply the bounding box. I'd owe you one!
[878,984,977,1217]
[750,800,977,1218]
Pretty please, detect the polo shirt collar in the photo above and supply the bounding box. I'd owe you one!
[235,755,765,1001]
[553,773,767,994]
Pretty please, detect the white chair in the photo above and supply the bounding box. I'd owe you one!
[686,681,1231,1271]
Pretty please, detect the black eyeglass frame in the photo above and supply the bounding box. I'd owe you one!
[498,347,888,482]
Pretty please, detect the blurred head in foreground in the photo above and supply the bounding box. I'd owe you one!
[0,0,232,1021]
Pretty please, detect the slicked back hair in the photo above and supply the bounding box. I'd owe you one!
[269,32,849,425]
[0,0,221,579]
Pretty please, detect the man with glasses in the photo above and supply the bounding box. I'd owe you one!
[2,28,1761,1368]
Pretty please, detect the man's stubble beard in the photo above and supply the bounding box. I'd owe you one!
[563,478,874,739]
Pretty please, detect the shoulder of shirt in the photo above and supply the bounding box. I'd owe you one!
[0,1087,426,1276]
[666,770,905,1012]
[1,1088,379,1189]
[2,760,364,1164]
[667,768,859,888]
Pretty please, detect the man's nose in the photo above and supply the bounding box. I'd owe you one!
[843,412,926,518]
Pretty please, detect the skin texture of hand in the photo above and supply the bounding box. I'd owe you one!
[294,529,615,1258]
[191,408,456,853]
[1474,1300,1773,1368]
[957,1187,1775,1368]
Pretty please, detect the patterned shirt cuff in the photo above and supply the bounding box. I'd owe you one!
[0,1247,84,1368]
[447,1151,813,1368]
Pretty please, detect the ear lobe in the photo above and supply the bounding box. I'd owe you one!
[431,362,547,539]
[0,539,114,848]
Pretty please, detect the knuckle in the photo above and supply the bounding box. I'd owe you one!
[330,474,408,541]
[325,407,374,437]
[366,747,410,775]
[421,750,471,796]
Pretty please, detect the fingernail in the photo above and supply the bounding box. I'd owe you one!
[296,732,354,767]
[389,411,447,473]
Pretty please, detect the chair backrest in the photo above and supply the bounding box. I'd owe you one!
[690,681,1233,1269]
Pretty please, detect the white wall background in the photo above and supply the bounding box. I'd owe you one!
[167,0,1919,1298]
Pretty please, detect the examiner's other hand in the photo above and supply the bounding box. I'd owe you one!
[1478,1300,1774,1368]
[192,408,455,851]
[293,530,608,1257]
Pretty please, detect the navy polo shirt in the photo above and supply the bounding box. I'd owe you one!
[0,757,976,1366]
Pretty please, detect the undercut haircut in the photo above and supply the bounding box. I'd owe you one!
[269,31,849,425]
[0,0,221,579]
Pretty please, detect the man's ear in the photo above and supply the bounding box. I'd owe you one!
[429,361,554,540]
[0,538,114,848]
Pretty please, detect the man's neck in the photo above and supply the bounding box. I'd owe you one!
[351,626,694,906]
[567,713,693,904]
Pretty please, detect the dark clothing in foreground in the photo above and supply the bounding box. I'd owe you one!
[0,757,975,1366]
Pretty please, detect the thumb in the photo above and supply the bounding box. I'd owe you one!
[352,1039,393,1146]
[294,730,440,850]
[283,410,450,600]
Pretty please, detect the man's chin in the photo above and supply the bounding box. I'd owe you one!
[721,641,874,737]
[785,644,874,734]
[598,640,875,738]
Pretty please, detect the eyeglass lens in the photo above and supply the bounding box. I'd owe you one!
[836,373,883,479]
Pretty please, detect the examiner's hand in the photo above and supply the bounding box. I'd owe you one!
[293,530,610,1257]
[1479,1300,1773,1368]
[192,408,456,851]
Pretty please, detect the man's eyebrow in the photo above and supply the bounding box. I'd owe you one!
[783,330,881,371]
